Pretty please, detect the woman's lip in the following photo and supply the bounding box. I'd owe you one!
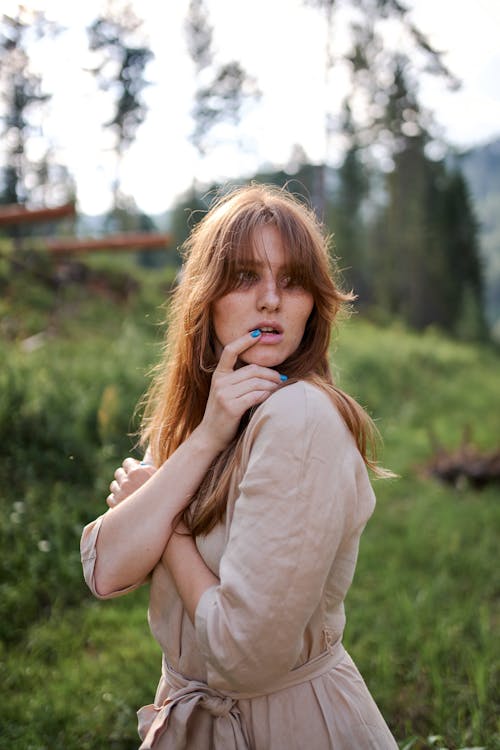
[251,323,284,334]
[257,331,284,344]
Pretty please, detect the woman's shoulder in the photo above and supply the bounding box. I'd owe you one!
[250,379,348,439]
[237,380,361,483]
[264,378,331,410]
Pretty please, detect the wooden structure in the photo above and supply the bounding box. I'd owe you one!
[45,232,171,254]
[0,202,76,226]
[0,202,171,254]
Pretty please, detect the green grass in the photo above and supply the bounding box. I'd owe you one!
[0,591,161,749]
[333,319,500,749]
[347,481,499,748]
[1,268,499,749]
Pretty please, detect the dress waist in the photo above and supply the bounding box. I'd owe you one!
[137,640,345,749]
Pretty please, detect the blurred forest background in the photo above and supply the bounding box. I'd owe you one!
[1,1,499,749]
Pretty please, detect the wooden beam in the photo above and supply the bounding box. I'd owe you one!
[44,232,171,254]
[0,202,76,226]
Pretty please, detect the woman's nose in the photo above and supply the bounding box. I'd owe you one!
[257,279,281,311]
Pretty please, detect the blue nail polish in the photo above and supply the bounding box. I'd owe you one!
[280,374,288,382]
[250,329,261,338]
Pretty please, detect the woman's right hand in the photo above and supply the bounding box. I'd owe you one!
[198,330,285,454]
[107,458,157,509]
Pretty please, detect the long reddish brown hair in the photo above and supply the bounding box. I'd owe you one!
[140,184,388,535]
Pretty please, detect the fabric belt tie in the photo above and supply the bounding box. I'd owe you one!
[137,641,345,749]
[137,679,249,749]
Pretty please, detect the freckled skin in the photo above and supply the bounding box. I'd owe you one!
[212,225,314,369]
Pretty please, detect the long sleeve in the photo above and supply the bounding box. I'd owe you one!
[195,381,367,693]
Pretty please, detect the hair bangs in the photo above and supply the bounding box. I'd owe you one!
[195,207,266,301]
[271,210,325,293]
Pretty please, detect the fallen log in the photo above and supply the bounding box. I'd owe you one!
[0,202,76,226]
[44,232,171,254]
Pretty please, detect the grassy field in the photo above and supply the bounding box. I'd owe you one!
[1,259,499,749]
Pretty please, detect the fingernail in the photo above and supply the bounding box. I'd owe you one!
[250,329,261,338]
[140,461,151,466]
[280,374,288,382]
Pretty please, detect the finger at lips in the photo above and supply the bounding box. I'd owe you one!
[216,331,262,373]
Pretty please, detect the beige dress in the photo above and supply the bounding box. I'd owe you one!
[81,381,398,749]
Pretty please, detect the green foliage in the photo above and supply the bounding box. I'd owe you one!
[0,327,157,642]
[0,258,168,642]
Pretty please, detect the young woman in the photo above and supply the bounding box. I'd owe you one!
[81,184,398,749]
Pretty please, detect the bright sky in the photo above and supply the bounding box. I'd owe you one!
[3,0,500,215]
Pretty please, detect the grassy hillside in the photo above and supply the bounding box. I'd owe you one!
[1,263,499,749]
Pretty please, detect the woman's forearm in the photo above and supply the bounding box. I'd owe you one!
[162,531,219,624]
[94,425,219,597]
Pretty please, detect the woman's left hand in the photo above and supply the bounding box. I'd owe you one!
[107,458,157,508]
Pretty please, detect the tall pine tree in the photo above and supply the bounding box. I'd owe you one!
[0,8,57,206]
[87,1,153,211]
[372,61,485,336]
[185,0,260,157]
[328,102,371,303]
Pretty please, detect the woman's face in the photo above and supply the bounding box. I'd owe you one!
[211,225,314,369]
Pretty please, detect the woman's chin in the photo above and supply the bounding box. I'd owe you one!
[239,350,287,369]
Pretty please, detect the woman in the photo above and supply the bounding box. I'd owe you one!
[81,184,398,749]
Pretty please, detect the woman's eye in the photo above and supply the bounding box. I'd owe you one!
[236,269,258,286]
[280,274,298,288]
